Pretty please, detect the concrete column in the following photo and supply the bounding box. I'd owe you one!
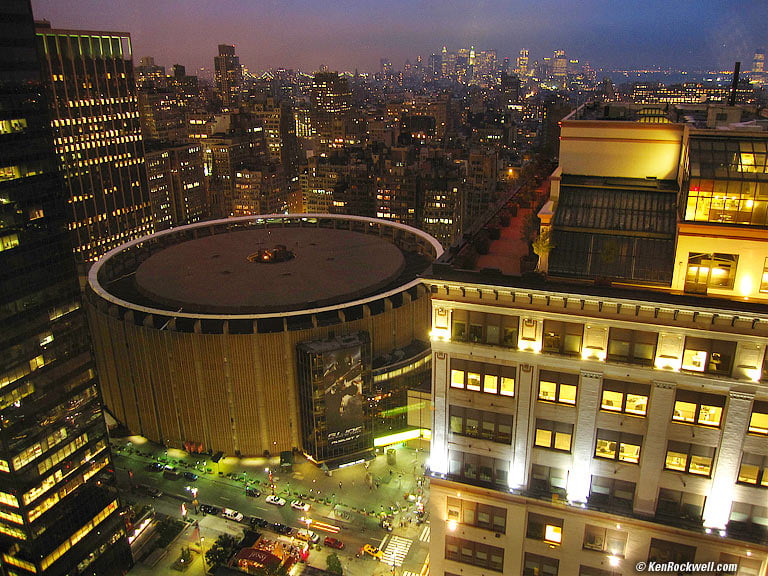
[567,370,602,503]
[703,390,754,530]
[634,380,676,517]
[510,362,535,489]
[430,349,450,474]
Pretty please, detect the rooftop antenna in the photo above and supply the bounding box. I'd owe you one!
[728,61,740,106]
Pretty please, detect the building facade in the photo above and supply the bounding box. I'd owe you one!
[426,103,768,576]
[35,23,153,266]
[0,3,131,574]
[85,215,442,463]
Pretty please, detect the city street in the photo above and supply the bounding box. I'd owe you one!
[112,436,430,576]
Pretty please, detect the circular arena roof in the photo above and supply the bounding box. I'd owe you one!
[89,215,443,318]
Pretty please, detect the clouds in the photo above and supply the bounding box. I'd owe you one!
[30,0,768,74]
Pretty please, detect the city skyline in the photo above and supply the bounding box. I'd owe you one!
[30,0,768,76]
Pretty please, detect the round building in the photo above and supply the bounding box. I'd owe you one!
[86,215,441,464]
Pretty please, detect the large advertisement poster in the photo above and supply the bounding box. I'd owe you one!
[321,345,365,446]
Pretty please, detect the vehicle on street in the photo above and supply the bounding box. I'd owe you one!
[272,523,292,535]
[245,486,261,497]
[295,529,319,543]
[163,465,180,480]
[145,462,164,472]
[199,504,221,515]
[249,517,269,529]
[290,499,309,511]
[182,471,198,481]
[221,508,244,522]
[324,537,344,549]
[362,544,384,559]
[266,495,286,506]
[137,484,162,497]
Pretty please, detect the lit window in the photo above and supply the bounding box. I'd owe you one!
[450,369,464,389]
[672,390,725,427]
[665,442,714,476]
[749,402,768,435]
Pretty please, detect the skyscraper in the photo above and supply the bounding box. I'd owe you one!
[0,2,132,574]
[310,71,352,151]
[35,23,153,266]
[214,44,243,109]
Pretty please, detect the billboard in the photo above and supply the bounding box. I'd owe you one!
[321,344,365,446]
[296,332,372,463]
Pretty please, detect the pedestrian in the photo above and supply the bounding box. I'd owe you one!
[339,481,342,489]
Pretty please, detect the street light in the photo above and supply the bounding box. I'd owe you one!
[200,535,207,575]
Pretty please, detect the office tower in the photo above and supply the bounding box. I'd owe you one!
[35,23,153,266]
[135,55,166,89]
[426,103,768,575]
[310,71,352,151]
[137,89,186,142]
[0,2,132,575]
[752,49,766,86]
[552,49,567,86]
[252,97,301,180]
[516,49,529,76]
[214,44,243,109]
[144,143,207,230]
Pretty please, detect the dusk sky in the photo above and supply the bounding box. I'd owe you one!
[30,0,767,77]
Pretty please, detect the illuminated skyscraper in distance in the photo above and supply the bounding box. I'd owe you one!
[214,44,243,109]
[0,2,132,574]
[516,49,529,76]
[752,49,766,86]
[35,22,153,266]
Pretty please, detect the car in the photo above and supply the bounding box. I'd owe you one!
[272,523,292,535]
[145,462,164,472]
[295,528,319,543]
[183,471,198,481]
[249,517,269,529]
[290,499,310,511]
[146,487,163,498]
[199,504,221,515]
[324,537,344,550]
[221,508,244,522]
[266,495,286,506]
[362,544,384,559]
[245,486,261,497]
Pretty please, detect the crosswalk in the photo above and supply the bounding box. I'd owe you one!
[380,534,413,567]
[418,524,430,542]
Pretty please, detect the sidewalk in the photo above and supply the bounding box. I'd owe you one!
[117,437,430,575]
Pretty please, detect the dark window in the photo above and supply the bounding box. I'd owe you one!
[588,476,635,513]
[542,319,583,355]
[523,552,559,576]
[445,536,504,572]
[655,488,705,522]
[449,405,512,444]
[606,327,657,365]
[648,538,696,564]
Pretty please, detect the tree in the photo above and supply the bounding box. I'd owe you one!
[326,552,344,575]
[532,228,554,273]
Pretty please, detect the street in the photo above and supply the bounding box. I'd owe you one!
[112,436,430,576]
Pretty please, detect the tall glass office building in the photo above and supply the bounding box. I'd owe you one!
[0,2,132,574]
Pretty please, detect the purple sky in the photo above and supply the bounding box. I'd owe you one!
[30,0,767,76]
